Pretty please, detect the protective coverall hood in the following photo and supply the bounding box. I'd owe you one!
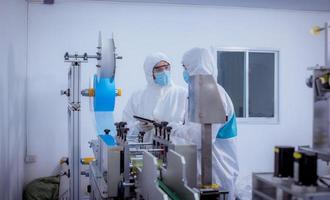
[143,52,173,86]
[182,47,217,77]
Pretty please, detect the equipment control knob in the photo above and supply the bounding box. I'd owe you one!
[104,129,110,135]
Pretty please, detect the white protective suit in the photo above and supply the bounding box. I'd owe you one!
[171,48,239,200]
[122,52,187,142]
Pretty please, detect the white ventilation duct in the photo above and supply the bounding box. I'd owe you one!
[26,0,54,4]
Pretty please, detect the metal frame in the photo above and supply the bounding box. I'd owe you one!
[62,53,102,200]
[201,124,212,185]
[253,173,330,200]
[170,144,197,188]
[299,146,330,162]
[67,62,81,200]
[215,47,280,124]
[160,150,199,200]
[325,22,330,67]
[138,151,170,200]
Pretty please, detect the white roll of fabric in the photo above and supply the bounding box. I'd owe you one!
[97,32,116,79]
[92,33,118,138]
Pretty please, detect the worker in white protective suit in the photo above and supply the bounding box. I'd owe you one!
[170,47,239,200]
[122,52,187,142]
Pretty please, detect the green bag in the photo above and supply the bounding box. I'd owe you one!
[23,176,59,200]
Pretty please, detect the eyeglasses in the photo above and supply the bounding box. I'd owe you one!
[153,64,171,73]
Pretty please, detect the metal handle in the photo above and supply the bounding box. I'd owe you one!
[306,76,313,88]
[61,89,70,97]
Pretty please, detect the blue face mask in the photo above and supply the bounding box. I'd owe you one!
[154,71,170,86]
[183,70,190,84]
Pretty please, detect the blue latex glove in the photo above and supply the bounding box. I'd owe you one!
[217,114,237,139]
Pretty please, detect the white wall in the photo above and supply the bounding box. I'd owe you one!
[25,1,330,186]
[0,0,28,199]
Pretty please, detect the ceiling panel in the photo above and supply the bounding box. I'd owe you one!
[42,0,330,12]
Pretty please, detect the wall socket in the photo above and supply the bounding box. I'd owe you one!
[25,155,37,163]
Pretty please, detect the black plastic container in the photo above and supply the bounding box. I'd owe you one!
[274,146,295,178]
[293,151,318,186]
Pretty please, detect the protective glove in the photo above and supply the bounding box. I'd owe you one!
[167,122,183,136]
[168,121,202,149]
[168,122,191,144]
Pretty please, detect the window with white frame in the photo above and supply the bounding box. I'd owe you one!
[217,49,279,122]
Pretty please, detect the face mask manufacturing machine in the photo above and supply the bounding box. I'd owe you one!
[252,23,330,200]
[59,33,230,199]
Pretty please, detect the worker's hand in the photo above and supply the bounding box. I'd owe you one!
[167,122,181,135]
[138,122,154,132]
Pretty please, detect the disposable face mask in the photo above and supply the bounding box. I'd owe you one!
[154,71,170,86]
[183,69,190,84]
